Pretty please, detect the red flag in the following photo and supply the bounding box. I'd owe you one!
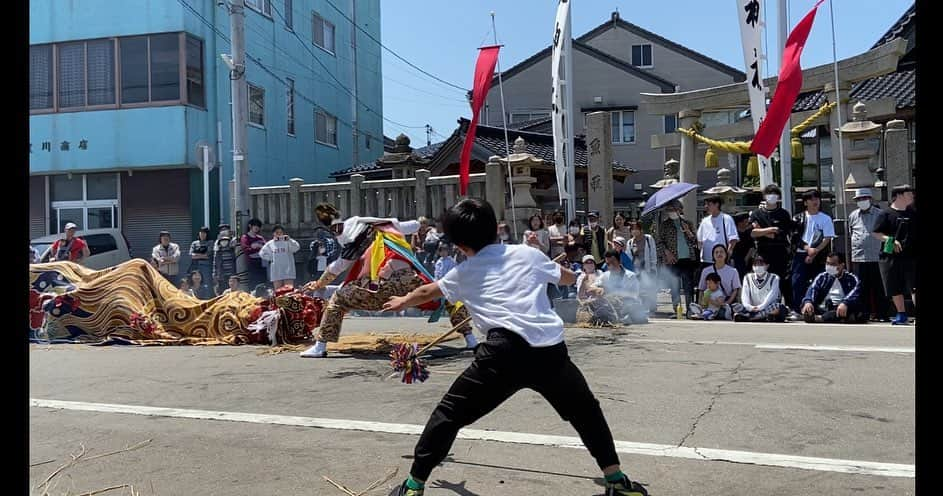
[459,45,501,196]
[750,0,824,157]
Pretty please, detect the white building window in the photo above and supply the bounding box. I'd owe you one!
[313,13,335,54]
[48,173,120,234]
[610,111,635,144]
[248,83,265,127]
[246,0,272,17]
[316,110,338,146]
[631,44,653,68]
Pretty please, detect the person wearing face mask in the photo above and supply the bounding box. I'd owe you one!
[656,201,699,316]
[566,220,583,248]
[734,256,786,322]
[801,252,865,323]
[749,184,795,308]
[582,211,607,264]
[872,184,917,325]
[497,222,517,245]
[847,188,888,322]
[241,218,268,291]
[213,223,238,295]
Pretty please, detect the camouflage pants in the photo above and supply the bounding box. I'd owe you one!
[316,268,472,342]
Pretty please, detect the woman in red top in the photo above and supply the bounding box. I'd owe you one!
[49,223,90,264]
[240,218,267,292]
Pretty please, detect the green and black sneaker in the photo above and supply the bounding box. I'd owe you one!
[394,479,424,496]
[605,475,649,496]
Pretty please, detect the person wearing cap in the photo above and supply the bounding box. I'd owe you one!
[188,226,213,287]
[872,184,916,325]
[790,189,835,314]
[847,187,888,321]
[600,236,635,273]
[49,222,90,264]
[308,203,342,282]
[213,223,238,295]
[581,211,607,265]
[151,230,181,282]
[588,249,647,325]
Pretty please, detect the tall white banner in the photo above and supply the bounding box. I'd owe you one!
[737,0,773,186]
[551,0,574,207]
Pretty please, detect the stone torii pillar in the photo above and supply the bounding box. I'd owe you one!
[678,110,702,218]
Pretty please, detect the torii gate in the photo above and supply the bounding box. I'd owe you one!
[640,38,906,219]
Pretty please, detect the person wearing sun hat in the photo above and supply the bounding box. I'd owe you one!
[847,187,888,321]
[49,222,90,264]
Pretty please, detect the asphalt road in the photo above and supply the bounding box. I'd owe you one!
[30,318,915,496]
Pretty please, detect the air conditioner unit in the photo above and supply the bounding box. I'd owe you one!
[593,96,603,104]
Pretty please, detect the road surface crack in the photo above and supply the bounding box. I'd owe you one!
[678,354,750,447]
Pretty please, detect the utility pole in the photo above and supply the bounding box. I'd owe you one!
[227,0,250,234]
[778,0,793,208]
[425,124,433,146]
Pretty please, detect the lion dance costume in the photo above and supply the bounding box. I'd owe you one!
[299,215,476,358]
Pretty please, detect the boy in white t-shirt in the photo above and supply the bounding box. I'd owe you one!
[382,199,648,496]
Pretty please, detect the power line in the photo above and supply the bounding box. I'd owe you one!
[176,0,420,147]
[267,1,427,130]
[320,0,469,92]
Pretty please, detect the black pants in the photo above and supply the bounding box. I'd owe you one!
[791,254,823,312]
[853,262,889,318]
[804,303,867,324]
[410,329,620,481]
[666,258,698,307]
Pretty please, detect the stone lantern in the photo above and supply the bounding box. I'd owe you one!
[703,167,747,213]
[835,101,882,191]
[650,159,680,189]
[497,136,542,234]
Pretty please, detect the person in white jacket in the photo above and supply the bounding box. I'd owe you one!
[734,255,787,322]
[259,224,301,290]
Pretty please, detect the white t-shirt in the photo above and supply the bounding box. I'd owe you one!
[436,244,564,347]
[826,277,845,306]
[800,211,836,251]
[697,213,739,263]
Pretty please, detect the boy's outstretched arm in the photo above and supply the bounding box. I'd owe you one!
[383,282,444,312]
[559,266,578,287]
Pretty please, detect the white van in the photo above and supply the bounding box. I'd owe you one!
[32,228,133,270]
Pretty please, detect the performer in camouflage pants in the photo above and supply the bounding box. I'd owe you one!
[300,213,476,358]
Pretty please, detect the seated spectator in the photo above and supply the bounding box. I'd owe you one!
[434,243,457,280]
[221,275,241,295]
[178,277,195,298]
[801,252,866,324]
[575,255,602,324]
[734,255,787,322]
[691,244,740,319]
[582,250,648,325]
[689,273,729,320]
[497,222,517,245]
[189,270,214,300]
[601,236,635,272]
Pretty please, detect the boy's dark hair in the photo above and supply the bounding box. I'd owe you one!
[229,275,240,281]
[441,199,498,252]
[753,255,767,265]
[564,243,578,254]
[705,272,722,283]
[199,226,210,234]
[272,224,285,234]
[603,249,621,260]
[762,184,782,196]
[802,189,821,201]
[827,252,846,264]
[247,218,263,229]
[704,196,723,207]
[891,184,914,199]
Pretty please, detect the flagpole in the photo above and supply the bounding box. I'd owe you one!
[828,0,849,253]
[777,0,793,208]
[491,11,518,240]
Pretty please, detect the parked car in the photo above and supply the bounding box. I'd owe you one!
[32,228,132,270]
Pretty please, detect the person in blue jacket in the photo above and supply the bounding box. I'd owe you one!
[800,252,866,324]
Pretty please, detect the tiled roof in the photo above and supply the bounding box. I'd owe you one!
[850,70,915,109]
[506,116,553,131]
[413,141,444,159]
[873,4,915,49]
[331,160,386,177]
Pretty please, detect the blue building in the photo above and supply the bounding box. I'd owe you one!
[29,0,383,263]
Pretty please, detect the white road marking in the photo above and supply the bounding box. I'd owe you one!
[620,338,914,354]
[31,398,914,479]
[754,344,914,353]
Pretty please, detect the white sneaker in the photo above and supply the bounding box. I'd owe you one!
[299,342,328,358]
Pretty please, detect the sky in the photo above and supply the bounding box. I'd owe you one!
[378,0,912,147]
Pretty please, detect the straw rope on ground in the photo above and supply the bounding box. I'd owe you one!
[258,332,464,356]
